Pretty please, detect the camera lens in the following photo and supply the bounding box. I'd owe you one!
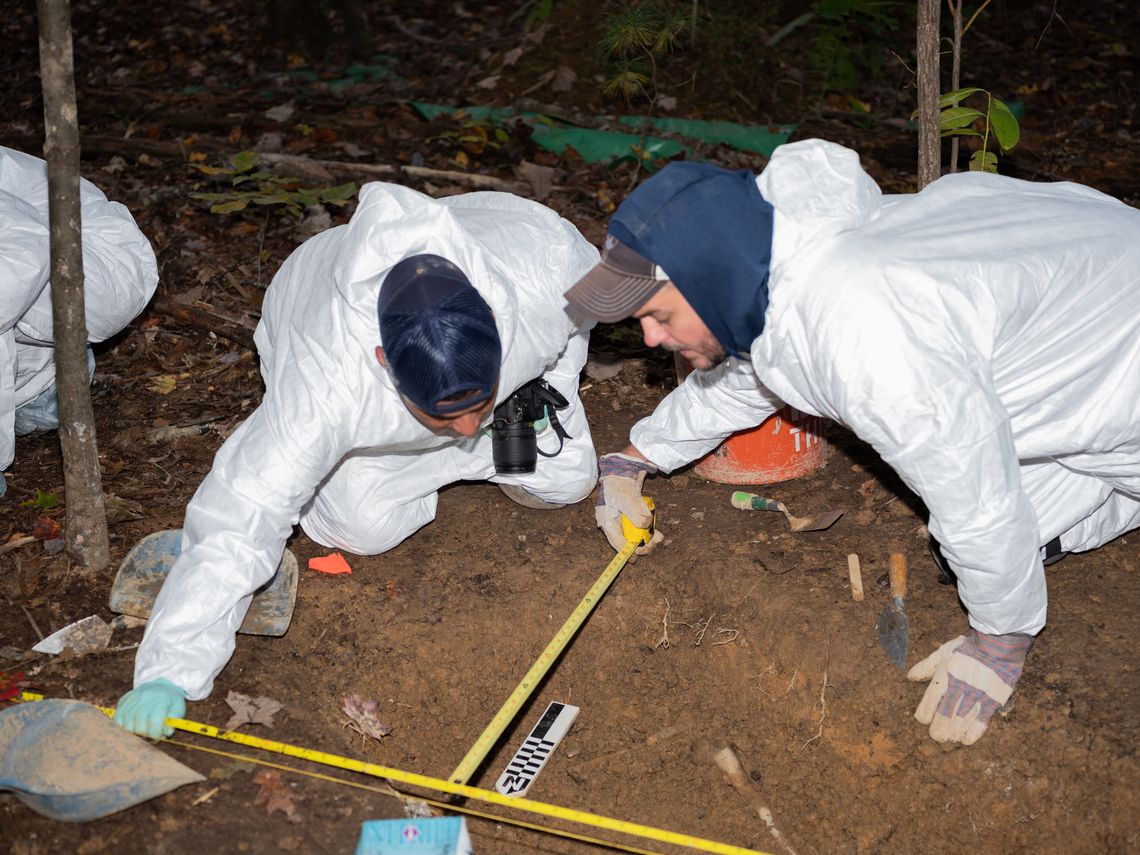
[492,420,538,474]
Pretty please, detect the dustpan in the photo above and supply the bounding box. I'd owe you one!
[0,699,203,821]
[109,529,298,636]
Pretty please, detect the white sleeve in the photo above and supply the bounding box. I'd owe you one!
[818,288,1045,636]
[134,382,352,699]
[630,358,783,473]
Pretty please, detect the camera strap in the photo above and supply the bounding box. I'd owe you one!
[536,406,571,459]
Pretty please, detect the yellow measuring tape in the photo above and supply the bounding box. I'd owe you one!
[17,691,767,854]
[449,538,639,785]
[167,739,663,855]
[450,498,656,786]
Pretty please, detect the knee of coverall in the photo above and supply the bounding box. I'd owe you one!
[1060,490,1140,553]
[494,421,599,506]
[300,488,439,556]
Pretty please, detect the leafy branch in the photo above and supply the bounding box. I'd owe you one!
[191,151,357,216]
[598,0,689,103]
[936,87,1020,172]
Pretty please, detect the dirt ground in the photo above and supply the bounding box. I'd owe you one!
[2,1,1139,853]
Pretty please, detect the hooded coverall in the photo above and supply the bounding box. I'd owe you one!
[133,183,600,700]
[1,146,157,486]
[631,139,1140,639]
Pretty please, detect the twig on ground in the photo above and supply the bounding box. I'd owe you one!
[145,422,217,443]
[654,598,671,650]
[713,628,739,645]
[0,535,37,555]
[754,662,777,696]
[151,298,257,350]
[689,612,715,646]
[800,640,832,751]
[21,606,44,641]
[783,669,798,696]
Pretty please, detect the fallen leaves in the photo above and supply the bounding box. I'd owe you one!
[224,690,284,730]
[148,374,180,395]
[0,671,27,701]
[253,769,300,821]
[342,693,392,742]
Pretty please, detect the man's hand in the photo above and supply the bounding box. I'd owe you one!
[113,677,187,740]
[907,630,1033,745]
[596,450,664,556]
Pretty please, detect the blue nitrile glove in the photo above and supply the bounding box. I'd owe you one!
[596,452,663,555]
[908,630,1034,745]
[113,677,187,740]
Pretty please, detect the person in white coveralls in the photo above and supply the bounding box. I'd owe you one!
[115,183,600,738]
[1,146,157,497]
[566,139,1140,746]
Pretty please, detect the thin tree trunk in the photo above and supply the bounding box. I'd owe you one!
[916,0,941,189]
[948,0,964,172]
[38,0,110,570]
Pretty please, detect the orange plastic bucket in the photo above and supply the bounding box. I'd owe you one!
[693,406,828,485]
[674,355,828,485]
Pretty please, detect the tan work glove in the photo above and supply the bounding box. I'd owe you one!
[907,630,1033,745]
[595,452,664,556]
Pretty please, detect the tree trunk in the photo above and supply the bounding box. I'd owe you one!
[37,0,110,570]
[948,0,964,172]
[915,0,941,189]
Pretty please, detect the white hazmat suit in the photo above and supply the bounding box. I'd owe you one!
[134,183,600,700]
[1,146,157,488]
[631,139,1140,639]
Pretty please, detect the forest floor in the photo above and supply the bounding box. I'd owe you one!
[2,1,1138,853]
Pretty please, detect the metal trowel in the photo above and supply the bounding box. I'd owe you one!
[109,529,298,636]
[730,491,844,532]
[876,553,909,670]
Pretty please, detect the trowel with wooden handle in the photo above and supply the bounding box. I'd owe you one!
[731,491,843,532]
[876,553,909,670]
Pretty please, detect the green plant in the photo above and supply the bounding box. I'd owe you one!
[191,152,357,216]
[598,0,690,103]
[808,0,908,93]
[19,488,60,510]
[509,0,556,27]
[433,115,512,156]
[936,87,1020,172]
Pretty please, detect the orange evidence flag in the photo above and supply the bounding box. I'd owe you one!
[308,553,353,575]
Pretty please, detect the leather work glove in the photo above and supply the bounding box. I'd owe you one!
[907,630,1034,746]
[113,677,187,740]
[596,452,664,556]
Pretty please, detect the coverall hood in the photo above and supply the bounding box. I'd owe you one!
[607,162,775,359]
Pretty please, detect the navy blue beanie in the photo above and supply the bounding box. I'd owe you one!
[377,254,501,416]
[568,161,774,359]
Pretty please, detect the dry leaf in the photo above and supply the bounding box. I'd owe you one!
[516,161,555,201]
[148,374,179,395]
[552,65,577,92]
[342,693,392,741]
[265,103,295,122]
[225,690,284,730]
[253,769,300,821]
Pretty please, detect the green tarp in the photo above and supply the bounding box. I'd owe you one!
[410,102,795,165]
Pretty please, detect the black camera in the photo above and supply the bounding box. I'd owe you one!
[491,378,572,475]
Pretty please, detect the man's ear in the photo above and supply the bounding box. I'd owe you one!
[375,346,387,368]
